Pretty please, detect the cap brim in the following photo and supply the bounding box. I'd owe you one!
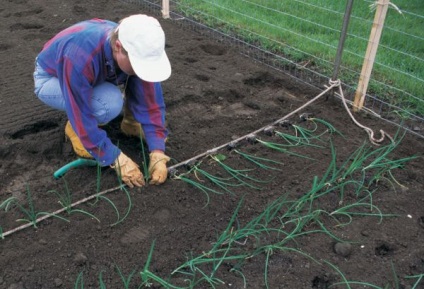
[128,51,171,82]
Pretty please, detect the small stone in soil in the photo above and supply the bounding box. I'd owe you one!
[73,252,88,266]
[334,242,352,257]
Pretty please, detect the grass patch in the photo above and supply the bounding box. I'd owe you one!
[174,0,424,115]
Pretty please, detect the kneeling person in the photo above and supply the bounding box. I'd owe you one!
[33,14,172,187]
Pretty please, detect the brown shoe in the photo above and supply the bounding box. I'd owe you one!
[120,118,145,138]
[120,105,145,138]
[65,121,93,159]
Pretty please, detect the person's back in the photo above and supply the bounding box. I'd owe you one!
[37,19,115,84]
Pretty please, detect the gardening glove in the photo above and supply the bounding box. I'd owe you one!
[148,151,170,185]
[111,152,145,188]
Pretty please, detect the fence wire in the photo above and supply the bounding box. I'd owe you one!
[122,0,424,139]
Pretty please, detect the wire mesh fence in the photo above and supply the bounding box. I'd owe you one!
[122,0,424,138]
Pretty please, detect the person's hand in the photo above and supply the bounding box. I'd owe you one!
[111,152,145,188]
[148,151,170,185]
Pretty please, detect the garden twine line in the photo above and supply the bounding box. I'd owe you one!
[327,79,393,145]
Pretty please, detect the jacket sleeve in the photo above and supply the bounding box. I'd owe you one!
[126,77,168,152]
[59,54,120,166]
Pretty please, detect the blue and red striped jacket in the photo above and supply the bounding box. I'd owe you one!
[36,18,168,166]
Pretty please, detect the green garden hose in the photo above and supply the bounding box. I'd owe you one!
[53,158,98,179]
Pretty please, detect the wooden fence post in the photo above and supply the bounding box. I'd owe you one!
[353,0,389,112]
[162,0,170,19]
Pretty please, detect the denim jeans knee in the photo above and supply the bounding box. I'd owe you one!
[33,60,123,124]
[92,82,123,124]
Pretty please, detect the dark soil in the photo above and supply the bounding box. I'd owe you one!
[1,1,423,288]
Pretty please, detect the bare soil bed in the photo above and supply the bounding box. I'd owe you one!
[0,0,423,288]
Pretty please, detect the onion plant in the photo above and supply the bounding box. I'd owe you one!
[405,274,424,289]
[0,185,68,228]
[234,149,283,171]
[75,266,140,289]
[360,136,416,190]
[98,271,107,289]
[193,165,243,195]
[173,154,271,206]
[172,162,227,207]
[332,136,416,196]
[109,185,133,226]
[274,129,326,148]
[278,116,343,141]
[95,162,102,193]
[169,198,250,287]
[74,271,84,289]
[1,175,130,238]
[139,137,150,183]
[329,195,397,226]
[115,265,138,289]
[291,121,321,139]
[88,183,133,226]
[329,263,421,289]
[211,154,271,190]
[140,240,186,289]
[256,138,317,160]
[306,117,343,137]
[308,133,414,206]
[49,180,100,222]
[99,186,133,227]
[95,265,139,289]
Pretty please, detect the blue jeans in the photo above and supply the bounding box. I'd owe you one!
[33,60,123,124]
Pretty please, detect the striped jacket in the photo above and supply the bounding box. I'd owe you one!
[37,18,168,166]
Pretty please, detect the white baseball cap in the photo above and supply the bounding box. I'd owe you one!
[117,14,171,82]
